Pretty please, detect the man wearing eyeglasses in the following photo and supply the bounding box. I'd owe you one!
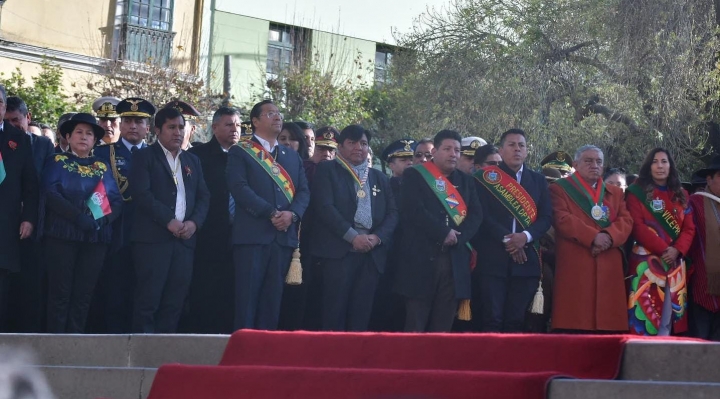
[413,138,434,164]
[226,100,310,330]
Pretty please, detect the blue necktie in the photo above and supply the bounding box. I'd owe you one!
[228,194,235,223]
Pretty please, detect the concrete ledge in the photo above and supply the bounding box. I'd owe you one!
[621,341,720,383]
[0,334,230,368]
[39,366,156,399]
[548,379,720,399]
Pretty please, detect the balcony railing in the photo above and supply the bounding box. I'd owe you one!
[119,23,176,67]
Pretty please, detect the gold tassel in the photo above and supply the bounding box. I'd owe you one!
[285,248,303,285]
[530,280,544,315]
[457,299,472,321]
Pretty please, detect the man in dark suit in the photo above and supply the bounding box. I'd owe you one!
[54,113,75,153]
[0,85,39,331]
[93,98,154,333]
[473,128,553,332]
[186,106,240,333]
[226,100,310,330]
[129,107,210,333]
[309,125,398,331]
[394,130,483,332]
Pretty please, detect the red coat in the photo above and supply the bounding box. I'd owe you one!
[550,182,633,331]
[626,188,695,257]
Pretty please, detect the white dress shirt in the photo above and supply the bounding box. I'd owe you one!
[158,142,186,221]
[254,134,277,154]
[512,165,533,243]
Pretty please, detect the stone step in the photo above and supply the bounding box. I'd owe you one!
[0,334,229,368]
[39,366,156,399]
[548,379,720,399]
[620,341,720,383]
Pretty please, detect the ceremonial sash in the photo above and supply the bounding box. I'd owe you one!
[335,155,369,198]
[475,166,537,229]
[239,140,295,203]
[415,162,474,253]
[415,162,469,226]
[627,184,680,240]
[555,175,611,228]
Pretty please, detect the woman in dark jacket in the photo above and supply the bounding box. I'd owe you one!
[42,113,122,333]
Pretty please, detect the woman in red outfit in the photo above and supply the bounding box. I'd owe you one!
[626,148,695,336]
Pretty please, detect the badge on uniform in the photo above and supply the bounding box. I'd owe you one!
[435,179,446,192]
[116,157,126,166]
[483,170,500,184]
[652,198,665,212]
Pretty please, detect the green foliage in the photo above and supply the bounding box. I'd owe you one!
[0,59,69,125]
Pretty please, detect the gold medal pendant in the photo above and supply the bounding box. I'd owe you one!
[271,164,281,176]
[357,189,367,198]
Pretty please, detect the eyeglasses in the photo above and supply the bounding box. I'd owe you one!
[483,161,500,166]
[414,152,432,159]
[260,112,284,120]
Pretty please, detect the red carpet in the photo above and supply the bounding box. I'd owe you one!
[146,364,559,399]
[220,330,627,378]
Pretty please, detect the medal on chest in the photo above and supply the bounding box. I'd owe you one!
[591,205,604,220]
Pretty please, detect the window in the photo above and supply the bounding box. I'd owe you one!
[128,0,172,31]
[375,47,393,85]
[115,0,176,66]
[267,24,296,75]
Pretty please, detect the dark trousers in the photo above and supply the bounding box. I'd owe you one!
[404,253,457,332]
[9,238,45,332]
[321,252,380,331]
[132,241,193,334]
[0,270,12,331]
[690,302,720,341]
[479,274,537,332]
[233,242,292,330]
[90,247,136,333]
[45,237,107,333]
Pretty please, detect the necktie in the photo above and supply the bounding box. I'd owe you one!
[131,145,138,153]
[228,194,236,223]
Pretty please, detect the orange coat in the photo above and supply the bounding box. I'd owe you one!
[549,182,633,331]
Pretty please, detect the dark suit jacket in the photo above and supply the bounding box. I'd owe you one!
[95,140,147,251]
[473,162,553,278]
[188,136,232,261]
[226,137,310,248]
[308,160,398,273]
[394,165,483,300]
[129,142,210,249]
[0,122,39,272]
[28,134,54,179]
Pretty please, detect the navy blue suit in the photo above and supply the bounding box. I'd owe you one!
[309,159,398,331]
[473,162,552,332]
[226,137,310,330]
[129,142,210,333]
[28,134,54,179]
[92,140,146,332]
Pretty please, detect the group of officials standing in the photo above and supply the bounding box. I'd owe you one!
[2,83,720,338]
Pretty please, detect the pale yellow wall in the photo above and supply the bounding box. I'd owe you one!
[311,30,376,87]
[1,0,112,57]
[170,0,200,71]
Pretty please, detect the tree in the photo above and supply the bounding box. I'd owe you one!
[385,0,720,176]
[0,59,69,125]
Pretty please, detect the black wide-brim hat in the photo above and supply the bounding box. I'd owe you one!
[59,113,106,142]
[695,155,720,178]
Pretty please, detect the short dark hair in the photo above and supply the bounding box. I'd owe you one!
[473,144,499,165]
[154,107,185,129]
[39,123,51,130]
[281,122,310,160]
[295,121,314,131]
[433,130,462,148]
[6,96,29,116]
[212,106,241,125]
[417,138,433,147]
[603,167,627,181]
[499,128,526,147]
[338,125,371,144]
[249,99,274,131]
[28,121,41,129]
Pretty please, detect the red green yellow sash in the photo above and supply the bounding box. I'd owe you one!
[627,184,680,240]
[555,175,611,228]
[475,166,537,229]
[240,140,295,203]
[415,161,468,226]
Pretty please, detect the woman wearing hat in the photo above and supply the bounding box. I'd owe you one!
[687,155,720,339]
[626,148,695,336]
[41,113,123,333]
